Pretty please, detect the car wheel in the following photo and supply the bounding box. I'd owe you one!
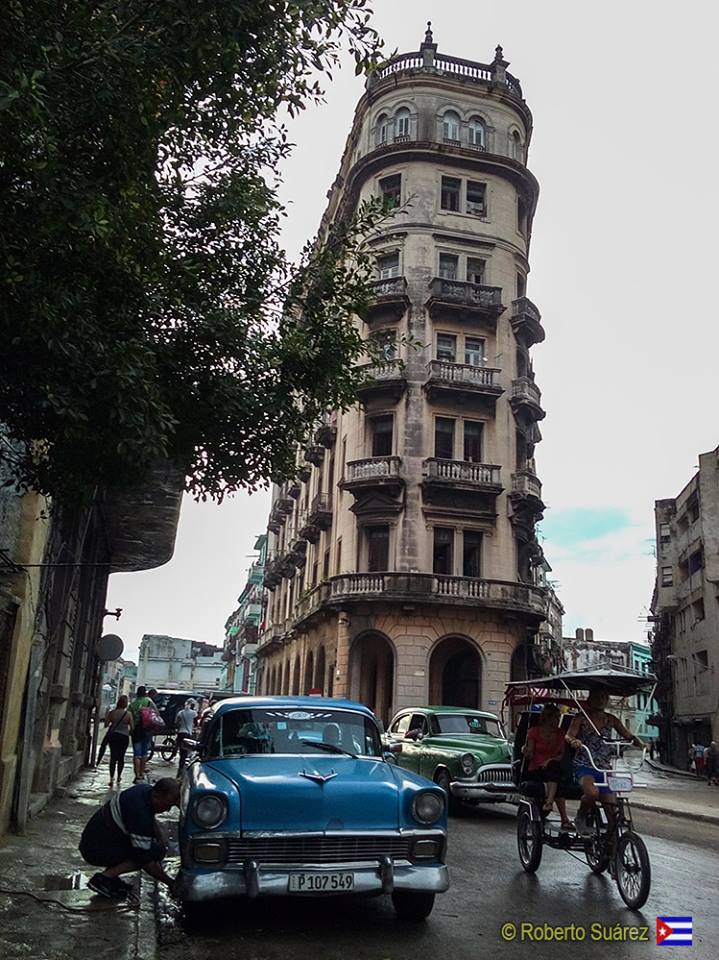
[517,809,543,872]
[392,891,435,922]
[433,769,457,815]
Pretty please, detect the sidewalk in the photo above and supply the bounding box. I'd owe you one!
[0,764,157,960]
[646,757,704,780]
[630,783,719,824]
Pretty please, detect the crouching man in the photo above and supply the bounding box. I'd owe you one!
[80,777,180,898]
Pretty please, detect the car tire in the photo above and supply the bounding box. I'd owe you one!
[433,769,458,815]
[392,891,435,922]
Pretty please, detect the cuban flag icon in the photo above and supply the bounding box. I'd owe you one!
[656,917,693,946]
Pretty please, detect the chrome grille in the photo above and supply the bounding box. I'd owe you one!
[477,766,513,784]
[226,835,412,864]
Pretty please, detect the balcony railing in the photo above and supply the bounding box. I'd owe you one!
[308,492,332,529]
[426,360,501,389]
[510,297,545,347]
[428,278,504,316]
[512,377,542,406]
[345,456,402,483]
[372,51,522,98]
[511,471,543,500]
[425,458,501,487]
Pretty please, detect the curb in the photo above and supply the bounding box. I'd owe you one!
[630,799,719,826]
[645,758,703,781]
[133,873,159,960]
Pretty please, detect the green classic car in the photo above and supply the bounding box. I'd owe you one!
[384,706,514,810]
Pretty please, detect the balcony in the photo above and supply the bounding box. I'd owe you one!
[341,456,404,497]
[511,471,543,502]
[422,458,502,516]
[355,362,407,404]
[304,444,325,467]
[263,557,282,590]
[314,412,338,449]
[427,278,504,324]
[287,480,301,500]
[308,492,333,530]
[276,494,295,515]
[424,360,503,406]
[510,377,545,424]
[364,276,409,323]
[509,471,545,536]
[510,297,545,347]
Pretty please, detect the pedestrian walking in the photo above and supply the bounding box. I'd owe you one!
[128,686,158,783]
[176,699,198,775]
[79,778,180,898]
[102,695,133,788]
[694,742,706,777]
[706,742,718,786]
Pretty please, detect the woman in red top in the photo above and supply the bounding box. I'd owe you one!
[523,704,571,829]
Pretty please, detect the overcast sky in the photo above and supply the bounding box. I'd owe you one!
[107,0,719,662]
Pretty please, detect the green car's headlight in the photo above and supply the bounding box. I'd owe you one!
[191,793,227,829]
[412,790,445,824]
[460,752,477,776]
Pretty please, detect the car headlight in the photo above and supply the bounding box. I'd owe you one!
[191,793,227,829]
[412,790,445,824]
[460,752,477,776]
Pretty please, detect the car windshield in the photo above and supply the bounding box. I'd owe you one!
[435,714,503,738]
[207,708,383,758]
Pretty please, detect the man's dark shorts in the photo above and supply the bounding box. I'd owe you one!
[79,808,134,867]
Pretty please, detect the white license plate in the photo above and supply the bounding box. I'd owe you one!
[288,872,354,893]
[607,773,633,793]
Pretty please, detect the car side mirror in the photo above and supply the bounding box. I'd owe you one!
[387,741,403,753]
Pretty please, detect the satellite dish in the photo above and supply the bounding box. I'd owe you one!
[97,634,124,661]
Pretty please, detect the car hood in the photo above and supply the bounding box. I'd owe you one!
[203,756,404,832]
[424,735,511,763]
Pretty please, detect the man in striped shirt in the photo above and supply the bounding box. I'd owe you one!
[79,778,180,898]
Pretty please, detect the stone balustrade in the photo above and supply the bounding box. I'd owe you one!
[424,458,501,486]
[426,359,501,388]
[345,456,402,483]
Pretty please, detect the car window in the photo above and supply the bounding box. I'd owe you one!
[390,714,411,736]
[206,708,382,758]
[435,714,503,737]
[408,714,428,737]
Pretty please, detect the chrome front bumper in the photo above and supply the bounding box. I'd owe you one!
[175,859,449,903]
[450,764,514,803]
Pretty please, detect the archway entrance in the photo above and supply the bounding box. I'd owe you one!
[429,636,482,708]
[349,633,394,723]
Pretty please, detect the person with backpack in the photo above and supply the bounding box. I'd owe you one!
[129,686,160,783]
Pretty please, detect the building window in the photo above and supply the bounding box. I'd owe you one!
[440,176,461,212]
[467,257,486,285]
[370,328,397,361]
[376,251,400,279]
[370,414,393,457]
[687,495,700,524]
[335,538,342,574]
[311,560,318,587]
[692,597,705,622]
[376,113,390,145]
[463,530,482,577]
[468,116,486,149]
[659,522,671,544]
[367,525,390,572]
[379,173,401,208]
[463,420,483,462]
[323,548,330,580]
[466,181,487,216]
[442,110,461,142]
[688,548,704,576]
[517,272,526,298]
[433,528,454,575]
[510,129,523,160]
[517,197,528,237]
[439,252,459,279]
[661,566,673,587]
[395,107,411,139]
[464,337,485,366]
[434,417,455,460]
[436,333,457,362]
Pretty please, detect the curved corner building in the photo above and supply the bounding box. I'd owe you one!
[257,27,553,722]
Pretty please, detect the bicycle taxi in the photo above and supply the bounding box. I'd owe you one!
[499,667,656,910]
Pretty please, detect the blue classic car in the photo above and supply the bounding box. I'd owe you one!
[176,696,449,921]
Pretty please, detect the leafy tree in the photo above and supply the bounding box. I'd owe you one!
[0,0,390,501]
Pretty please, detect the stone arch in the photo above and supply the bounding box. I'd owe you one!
[428,635,484,709]
[304,650,315,694]
[507,125,524,161]
[315,645,326,695]
[291,655,301,695]
[348,630,395,724]
[439,106,461,142]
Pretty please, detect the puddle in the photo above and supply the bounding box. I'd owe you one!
[42,872,88,891]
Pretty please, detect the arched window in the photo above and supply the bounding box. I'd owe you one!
[376,113,390,145]
[394,107,411,140]
[442,110,461,143]
[468,116,486,149]
[510,130,523,161]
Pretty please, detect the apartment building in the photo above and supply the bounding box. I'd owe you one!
[221,534,267,694]
[255,28,551,722]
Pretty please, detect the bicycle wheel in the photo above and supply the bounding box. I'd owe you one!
[517,809,543,872]
[615,831,651,909]
[584,836,610,874]
[160,737,177,762]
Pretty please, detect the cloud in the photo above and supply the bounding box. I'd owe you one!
[539,507,630,548]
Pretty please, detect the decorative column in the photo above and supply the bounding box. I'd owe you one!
[334,611,351,698]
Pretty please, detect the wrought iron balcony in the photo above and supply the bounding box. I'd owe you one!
[356,361,407,404]
[510,297,545,347]
[364,276,409,323]
[424,360,503,404]
[427,278,504,322]
[510,377,545,423]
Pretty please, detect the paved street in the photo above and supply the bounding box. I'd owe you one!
[156,785,719,959]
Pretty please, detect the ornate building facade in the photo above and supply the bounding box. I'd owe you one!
[256,28,551,722]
